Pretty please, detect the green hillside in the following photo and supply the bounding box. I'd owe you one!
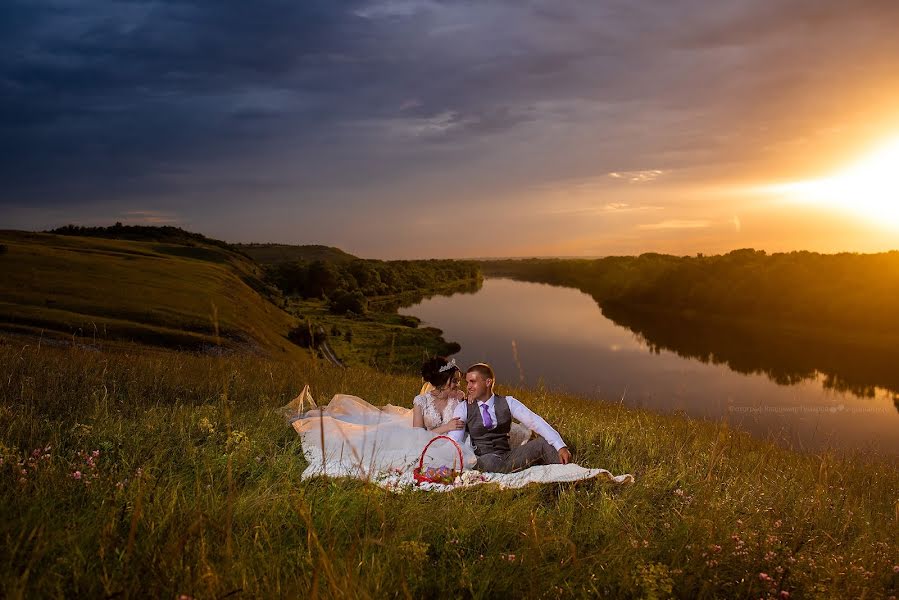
[0,231,304,358]
[235,243,358,265]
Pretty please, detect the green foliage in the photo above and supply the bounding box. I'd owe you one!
[49,223,246,256]
[267,257,481,318]
[0,342,896,598]
[482,249,899,333]
[328,289,367,315]
[267,257,480,304]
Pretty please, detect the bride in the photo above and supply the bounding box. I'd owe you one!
[286,357,476,479]
[412,357,466,435]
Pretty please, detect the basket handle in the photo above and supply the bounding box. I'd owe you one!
[418,435,464,473]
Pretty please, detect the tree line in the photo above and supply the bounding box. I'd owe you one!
[482,249,899,333]
[49,224,246,256]
[267,258,481,315]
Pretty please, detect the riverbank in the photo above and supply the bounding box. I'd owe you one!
[286,291,465,373]
[1,340,896,598]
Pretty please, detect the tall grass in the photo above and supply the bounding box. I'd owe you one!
[1,341,897,598]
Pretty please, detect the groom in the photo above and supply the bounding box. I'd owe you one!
[447,363,571,473]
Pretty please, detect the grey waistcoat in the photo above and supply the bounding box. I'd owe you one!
[466,395,512,456]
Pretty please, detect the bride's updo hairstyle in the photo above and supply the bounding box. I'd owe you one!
[420,356,459,388]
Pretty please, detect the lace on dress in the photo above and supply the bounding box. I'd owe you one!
[413,394,458,430]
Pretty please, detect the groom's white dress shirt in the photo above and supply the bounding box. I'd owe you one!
[446,394,566,451]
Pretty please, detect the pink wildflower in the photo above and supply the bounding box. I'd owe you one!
[893,565,899,573]
[779,592,790,599]
[759,573,772,582]
[72,471,82,480]
[92,450,100,458]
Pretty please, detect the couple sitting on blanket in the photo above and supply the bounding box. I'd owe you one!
[413,357,571,474]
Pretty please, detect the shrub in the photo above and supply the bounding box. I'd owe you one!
[329,290,367,315]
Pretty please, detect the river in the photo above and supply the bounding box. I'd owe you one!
[400,277,899,455]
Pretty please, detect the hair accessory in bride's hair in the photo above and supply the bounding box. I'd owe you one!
[438,358,457,373]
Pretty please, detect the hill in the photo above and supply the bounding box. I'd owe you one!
[235,243,358,265]
[49,223,243,255]
[0,230,304,358]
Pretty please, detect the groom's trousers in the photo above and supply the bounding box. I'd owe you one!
[475,437,562,473]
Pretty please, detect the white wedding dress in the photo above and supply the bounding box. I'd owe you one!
[283,386,634,491]
[286,386,476,480]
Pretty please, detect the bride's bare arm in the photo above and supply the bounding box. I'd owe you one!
[412,404,425,429]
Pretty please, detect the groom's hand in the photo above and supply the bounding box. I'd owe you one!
[558,447,571,464]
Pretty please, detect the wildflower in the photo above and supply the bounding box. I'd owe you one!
[674,488,684,496]
[759,573,773,583]
[92,450,100,458]
[72,471,82,480]
[397,540,429,562]
[779,592,790,599]
[893,565,899,573]
[774,519,782,528]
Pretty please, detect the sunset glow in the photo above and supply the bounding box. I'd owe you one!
[761,136,899,229]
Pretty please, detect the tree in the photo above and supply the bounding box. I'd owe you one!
[329,290,367,315]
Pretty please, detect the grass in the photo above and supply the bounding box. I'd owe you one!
[0,231,304,359]
[1,339,897,599]
[234,243,358,265]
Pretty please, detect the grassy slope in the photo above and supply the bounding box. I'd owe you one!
[0,231,304,359]
[235,243,358,265]
[0,341,896,599]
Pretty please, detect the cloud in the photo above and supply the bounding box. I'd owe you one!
[638,220,712,231]
[3,0,899,257]
[608,170,667,183]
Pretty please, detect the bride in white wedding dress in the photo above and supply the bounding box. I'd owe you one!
[286,358,475,480]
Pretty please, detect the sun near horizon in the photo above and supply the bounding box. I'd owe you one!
[754,133,899,232]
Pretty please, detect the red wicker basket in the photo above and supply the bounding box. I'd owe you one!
[412,435,464,485]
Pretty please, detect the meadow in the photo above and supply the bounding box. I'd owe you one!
[1,339,897,599]
[0,231,303,359]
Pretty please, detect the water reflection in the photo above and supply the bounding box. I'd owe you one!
[600,303,899,406]
[401,278,899,455]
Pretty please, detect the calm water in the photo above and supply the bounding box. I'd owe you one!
[401,278,899,456]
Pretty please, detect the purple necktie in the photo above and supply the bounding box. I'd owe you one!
[481,403,493,429]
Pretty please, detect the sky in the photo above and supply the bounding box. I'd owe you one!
[3,0,899,258]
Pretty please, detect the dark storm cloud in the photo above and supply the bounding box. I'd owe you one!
[2,0,899,236]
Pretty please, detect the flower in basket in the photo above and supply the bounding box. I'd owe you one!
[414,435,464,486]
[421,465,459,485]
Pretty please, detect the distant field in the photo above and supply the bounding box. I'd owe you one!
[235,243,358,265]
[0,231,304,358]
